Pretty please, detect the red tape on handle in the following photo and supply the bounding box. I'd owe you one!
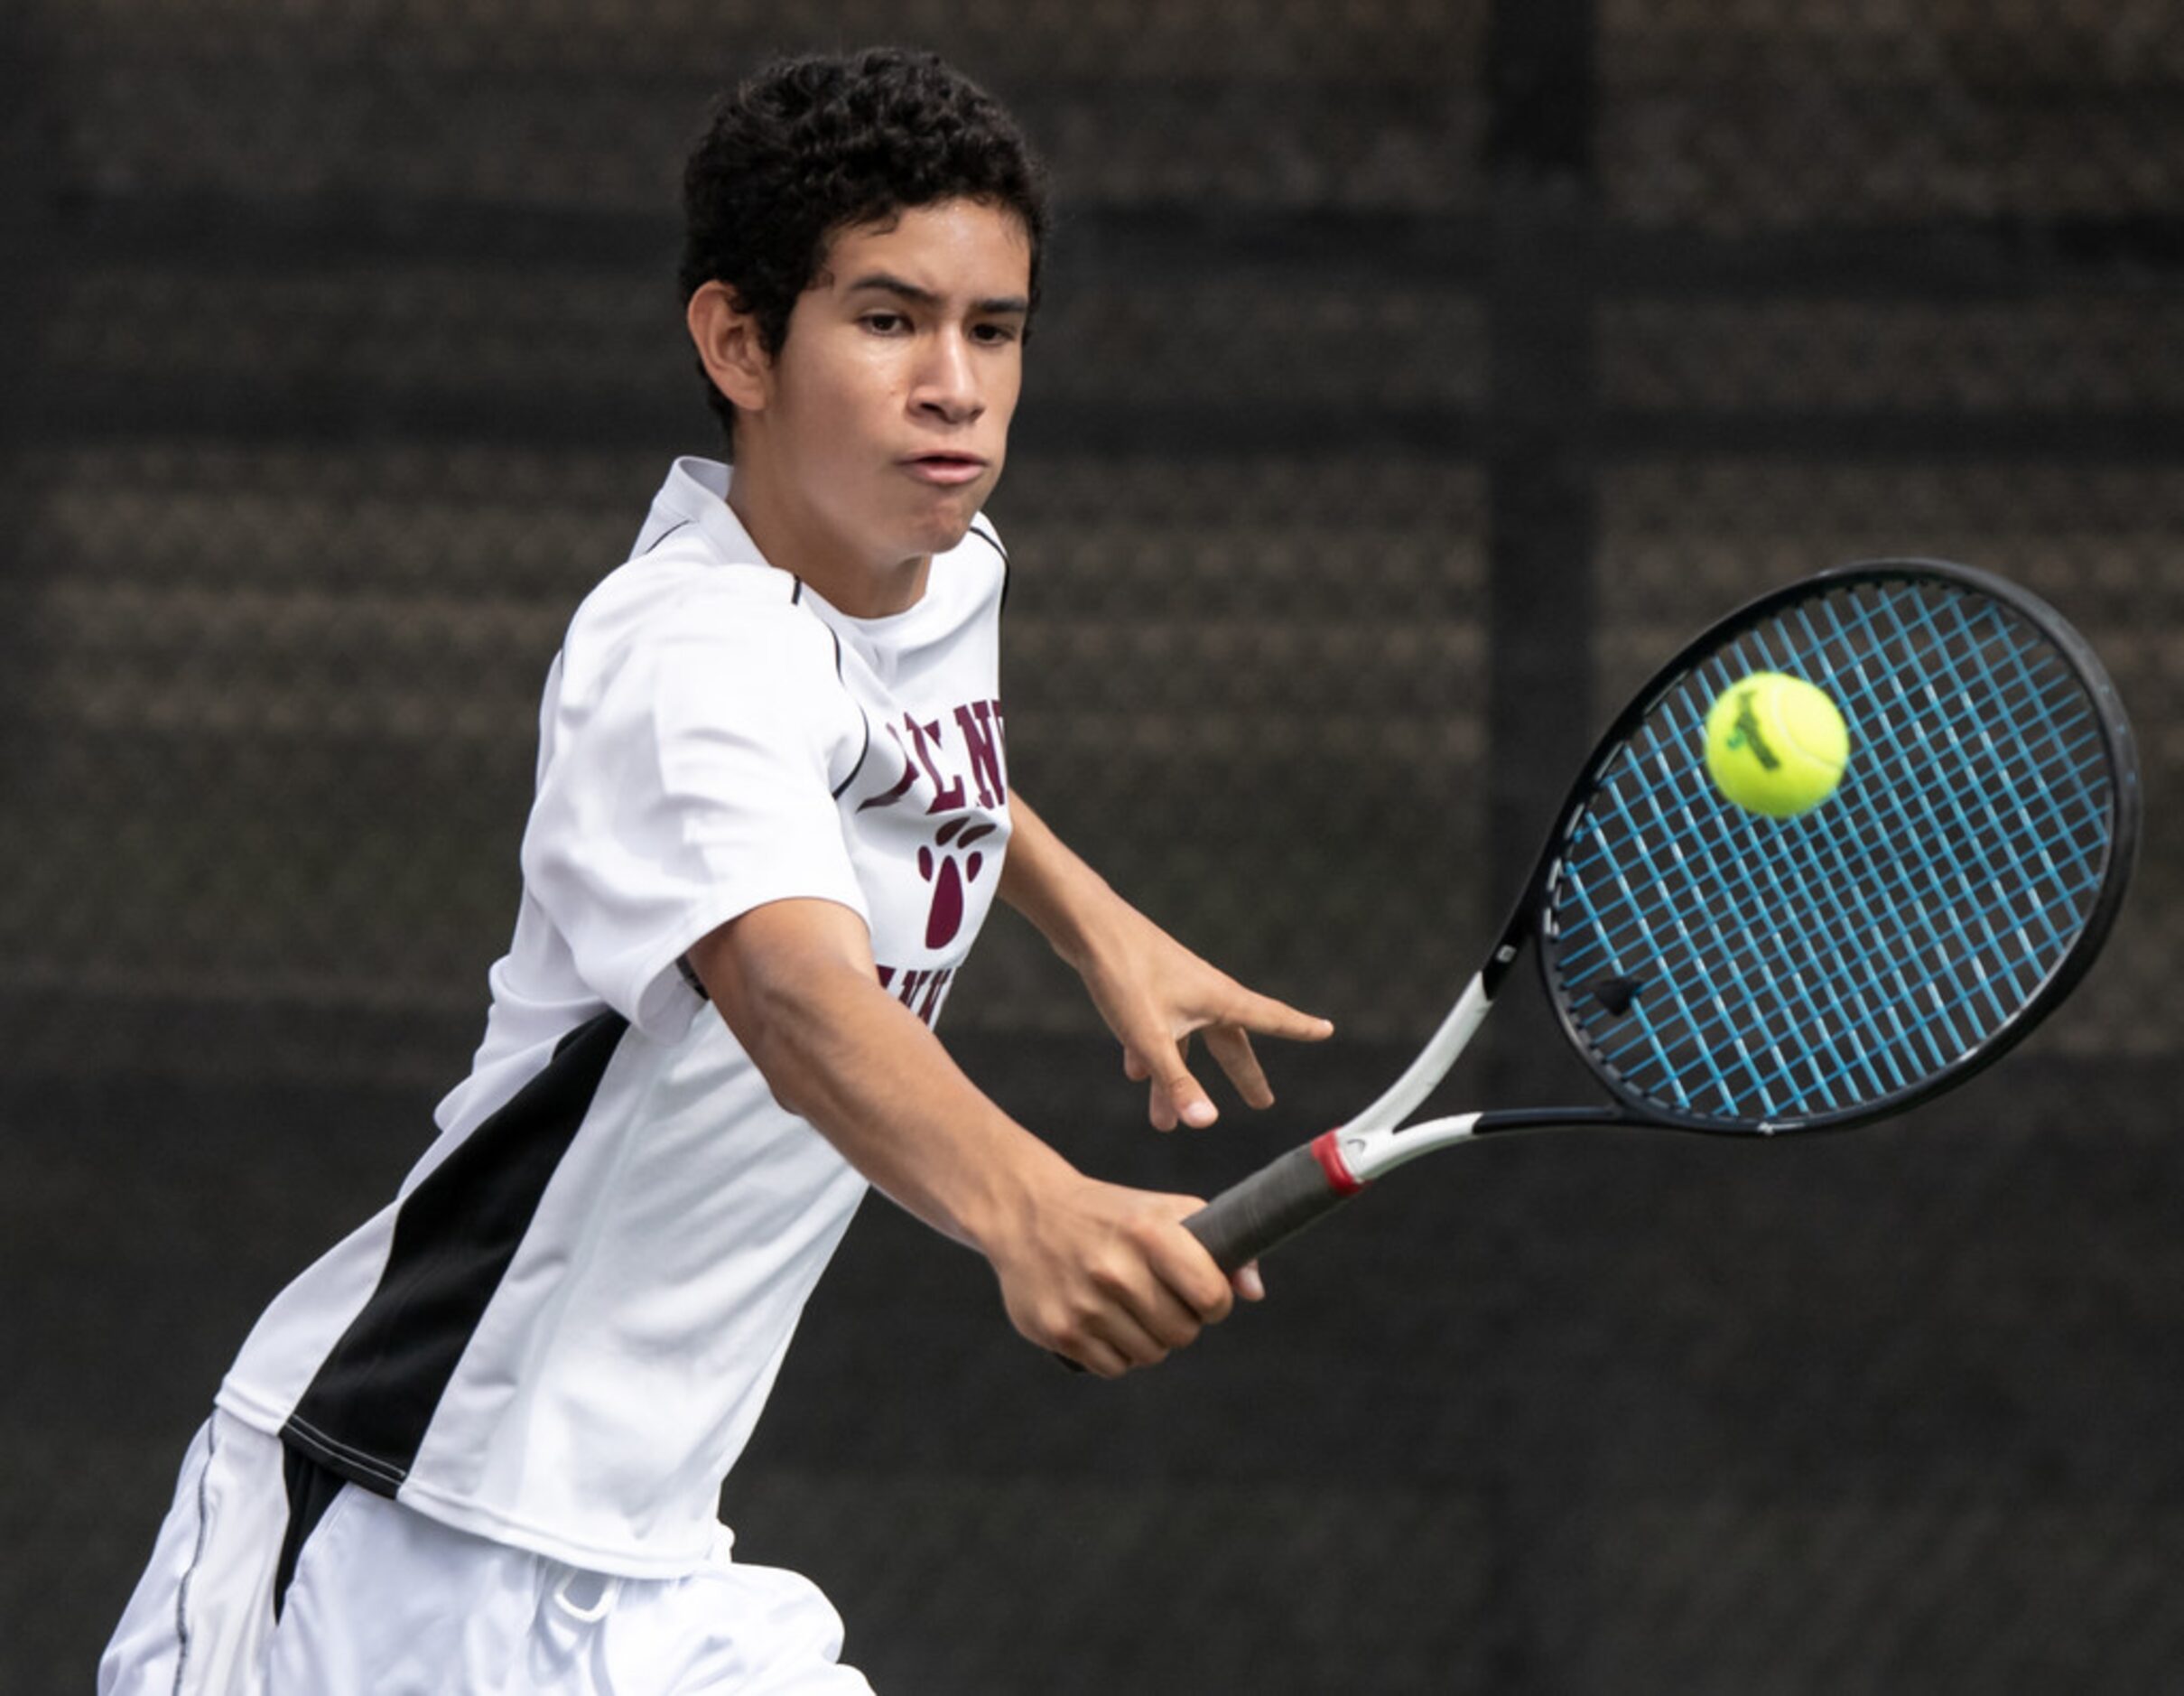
[1307,1130,1366,1197]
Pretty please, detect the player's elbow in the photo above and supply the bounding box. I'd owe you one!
[686,904,876,1116]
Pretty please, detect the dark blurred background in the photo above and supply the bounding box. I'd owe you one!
[5,3,2180,1691]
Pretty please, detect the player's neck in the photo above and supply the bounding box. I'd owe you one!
[726,466,930,620]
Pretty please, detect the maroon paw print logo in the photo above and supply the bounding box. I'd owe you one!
[918,818,998,949]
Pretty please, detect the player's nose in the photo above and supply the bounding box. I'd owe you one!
[912,330,984,424]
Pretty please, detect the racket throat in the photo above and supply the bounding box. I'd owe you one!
[1349,974,1494,1136]
[1339,1112,1487,1182]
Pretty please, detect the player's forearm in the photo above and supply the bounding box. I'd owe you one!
[999,793,1334,1133]
[997,794,1131,972]
[689,898,1243,1374]
[687,913,1073,1255]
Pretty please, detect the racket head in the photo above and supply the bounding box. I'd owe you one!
[1524,559,2138,1134]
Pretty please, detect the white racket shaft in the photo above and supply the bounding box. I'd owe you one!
[1183,975,1493,1270]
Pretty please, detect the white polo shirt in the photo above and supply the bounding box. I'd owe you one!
[216,457,1013,1577]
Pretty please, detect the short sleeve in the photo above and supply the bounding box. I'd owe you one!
[521,591,869,1040]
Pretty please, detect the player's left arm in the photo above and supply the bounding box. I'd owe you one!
[999,794,1334,1132]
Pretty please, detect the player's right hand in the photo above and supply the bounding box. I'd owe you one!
[982,1177,1253,1377]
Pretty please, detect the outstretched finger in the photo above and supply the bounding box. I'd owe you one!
[1219,986,1335,1045]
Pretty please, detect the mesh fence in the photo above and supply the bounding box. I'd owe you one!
[5,3,2181,1691]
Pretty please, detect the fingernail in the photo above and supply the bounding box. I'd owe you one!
[1184,1099,1216,1127]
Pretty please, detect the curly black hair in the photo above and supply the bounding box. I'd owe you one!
[679,49,1051,449]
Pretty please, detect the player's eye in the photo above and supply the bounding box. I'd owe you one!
[860,311,910,335]
[971,321,1022,347]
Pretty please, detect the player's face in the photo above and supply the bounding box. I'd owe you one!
[731,199,1030,614]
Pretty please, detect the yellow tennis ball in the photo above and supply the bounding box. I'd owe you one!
[1704,672,1850,817]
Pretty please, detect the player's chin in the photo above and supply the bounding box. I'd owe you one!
[902,484,997,553]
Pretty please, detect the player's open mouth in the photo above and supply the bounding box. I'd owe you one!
[903,454,988,486]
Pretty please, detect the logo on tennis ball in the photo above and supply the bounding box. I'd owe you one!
[1704,672,1849,817]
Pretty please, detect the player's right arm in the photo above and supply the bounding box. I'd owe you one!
[685,896,1237,1377]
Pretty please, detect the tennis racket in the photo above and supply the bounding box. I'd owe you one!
[1185,557,2139,1272]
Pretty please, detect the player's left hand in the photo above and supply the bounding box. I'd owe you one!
[1071,897,1334,1132]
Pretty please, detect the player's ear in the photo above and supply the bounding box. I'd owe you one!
[686,282,772,415]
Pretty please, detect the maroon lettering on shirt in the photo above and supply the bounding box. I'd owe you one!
[953,700,1008,808]
[856,701,1007,819]
[905,715,968,814]
[856,724,919,814]
[873,963,955,1029]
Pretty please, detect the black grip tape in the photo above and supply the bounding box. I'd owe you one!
[1184,1142,1358,1272]
[1051,1142,1357,1373]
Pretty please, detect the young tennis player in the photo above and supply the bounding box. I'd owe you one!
[100,47,1330,1693]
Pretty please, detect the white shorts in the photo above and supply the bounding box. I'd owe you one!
[100,1412,876,1696]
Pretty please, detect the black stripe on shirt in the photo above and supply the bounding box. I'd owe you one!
[272,1442,348,1621]
[965,517,1006,562]
[822,628,876,801]
[832,710,874,801]
[282,1009,630,1494]
[964,520,1009,612]
[640,517,697,556]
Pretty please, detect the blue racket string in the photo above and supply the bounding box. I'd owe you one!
[1648,638,2103,1111]
[1561,586,2108,1117]
[1543,576,2118,1125]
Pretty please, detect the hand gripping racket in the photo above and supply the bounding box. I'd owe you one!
[1185,558,2140,1272]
